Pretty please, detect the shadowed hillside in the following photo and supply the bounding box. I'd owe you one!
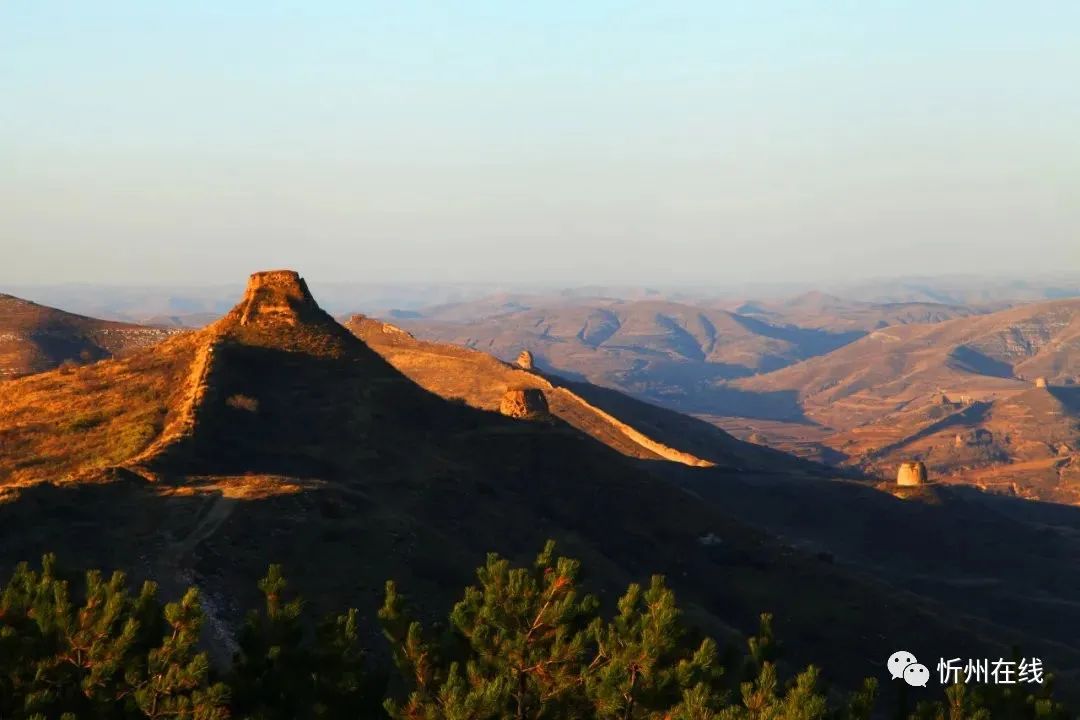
[346,314,820,474]
[0,293,181,379]
[849,386,1080,503]
[725,300,1080,499]
[398,300,859,421]
[723,291,988,332]
[740,299,1080,417]
[6,271,1080,700]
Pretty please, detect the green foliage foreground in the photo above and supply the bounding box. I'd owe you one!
[0,543,1070,719]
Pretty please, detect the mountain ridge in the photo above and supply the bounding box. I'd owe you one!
[0,292,181,378]
[7,270,1074,694]
[345,313,822,474]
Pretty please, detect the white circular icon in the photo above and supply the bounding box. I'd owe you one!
[904,663,930,687]
[887,650,918,680]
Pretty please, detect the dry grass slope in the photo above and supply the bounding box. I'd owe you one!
[0,332,199,487]
[0,292,182,378]
[7,271,1080,702]
[346,314,762,469]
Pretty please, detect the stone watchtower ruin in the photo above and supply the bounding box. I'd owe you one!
[499,387,548,418]
[516,350,535,370]
[896,461,927,486]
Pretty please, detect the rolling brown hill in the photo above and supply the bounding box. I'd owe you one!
[398,300,861,419]
[394,292,1080,501]
[724,300,1080,498]
[7,271,1080,696]
[345,314,819,474]
[739,298,1080,417]
[726,291,987,332]
[346,311,1080,657]
[0,292,180,379]
[848,386,1080,503]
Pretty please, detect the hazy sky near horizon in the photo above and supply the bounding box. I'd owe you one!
[2,2,1078,286]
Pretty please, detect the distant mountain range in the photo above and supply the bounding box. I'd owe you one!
[7,273,1079,325]
[393,295,989,422]
[736,299,1080,500]
[738,299,1080,416]
[0,293,181,378]
[720,290,990,332]
[344,313,814,474]
[390,291,1080,502]
[9,272,1080,696]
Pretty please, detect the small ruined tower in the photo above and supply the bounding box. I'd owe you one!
[897,461,928,486]
[233,270,320,326]
[516,349,535,370]
[499,387,548,418]
[1035,377,1048,388]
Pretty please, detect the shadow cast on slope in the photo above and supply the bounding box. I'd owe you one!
[0,454,1051,702]
[674,465,1080,692]
[1049,386,1080,414]
[730,314,865,357]
[866,401,993,460]
[555,376,826,475]
[578,358,811,422]
[5,311,1071,698]
[947,345,1015,379]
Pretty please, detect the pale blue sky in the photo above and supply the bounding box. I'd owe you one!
[2,2,1078,285]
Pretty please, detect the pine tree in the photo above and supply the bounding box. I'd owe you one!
[448,541,597,720]
[835,677,877,720]
[62,570,147,702]
[0,558,62,717]
[310,607,382,718]
[379,579,490,720]
[230,565,378,719]
[379,542,599,720]
[229,565,312,720]
[667,681,725,720]
[718,662,829,720]
[908,675,1070,720]
[583,575,722,719]
[131,587,229,720]
[744,613,778,681]
[0,555,160,718]
[2,547,1075,719]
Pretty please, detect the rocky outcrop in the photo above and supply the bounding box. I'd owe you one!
[516,350,535,370]
[344,314,414,342]
[897,461,928,486]
[1035,377,1048,388]
[499,388,549,418]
